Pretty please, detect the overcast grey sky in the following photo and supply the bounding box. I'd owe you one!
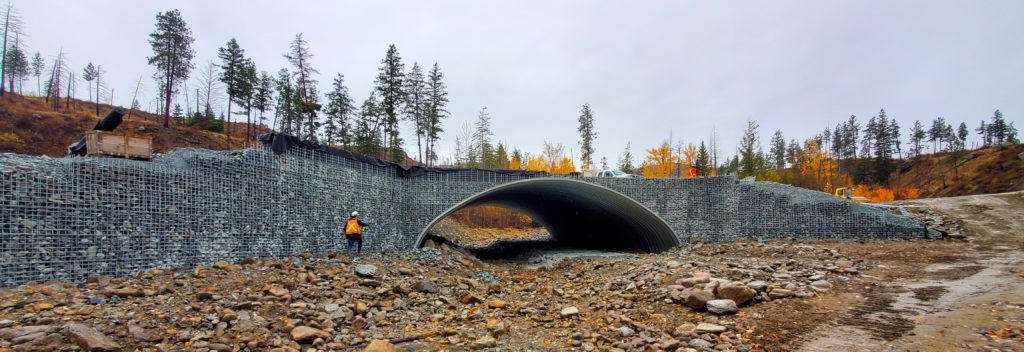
[14,0,1024,164]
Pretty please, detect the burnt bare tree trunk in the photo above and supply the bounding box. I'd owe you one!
[127,76,142,120]
[95,71,101,116]
[0,5,9,97]
[65,71,71,110]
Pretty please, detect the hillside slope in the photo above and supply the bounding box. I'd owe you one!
[890,144,1024,198]
[0,95,264,157]
[2,94,1021,199]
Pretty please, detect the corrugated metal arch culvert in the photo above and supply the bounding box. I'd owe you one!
[415,178,679,253]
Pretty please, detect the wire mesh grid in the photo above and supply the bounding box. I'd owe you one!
[0,146,924,287]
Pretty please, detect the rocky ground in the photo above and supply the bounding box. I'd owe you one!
[1,192,1022,352]
[427,218,550,250]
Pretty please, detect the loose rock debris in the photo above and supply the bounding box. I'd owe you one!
[0,238,883,352]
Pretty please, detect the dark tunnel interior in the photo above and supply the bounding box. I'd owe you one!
[418,178,680,254]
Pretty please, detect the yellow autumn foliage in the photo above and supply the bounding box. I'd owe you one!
[641,142,680,178]
[796,139,840,192]
[509,154,522,170]
[525,155,549,172]
[552,156,577,174]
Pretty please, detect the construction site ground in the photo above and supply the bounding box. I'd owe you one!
[0,192,1022,351]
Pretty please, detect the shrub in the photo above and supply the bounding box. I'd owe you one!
[202,119,224,133]
[185,115,224,133]
[0,132,24,145]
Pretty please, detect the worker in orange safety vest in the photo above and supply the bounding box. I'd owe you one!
[344,211,370,253]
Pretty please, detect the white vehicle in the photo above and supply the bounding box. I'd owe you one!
[596,169,638,178]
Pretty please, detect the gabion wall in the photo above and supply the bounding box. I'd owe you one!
[0,146,923,287]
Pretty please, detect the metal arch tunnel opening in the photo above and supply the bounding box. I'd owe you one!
[416,178,680,253]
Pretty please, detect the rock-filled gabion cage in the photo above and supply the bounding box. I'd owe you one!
[0,144,925,287]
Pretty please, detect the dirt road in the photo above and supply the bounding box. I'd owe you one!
[800,191,1024,351]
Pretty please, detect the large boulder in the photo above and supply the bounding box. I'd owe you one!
[290,326,330,342]
[706,299,738,315]
[355,264,378,278]
[64,323,121,351]
[684,289,714,310]
[717,283,756,305]
[560,306,580,318]
[412,279,438,293]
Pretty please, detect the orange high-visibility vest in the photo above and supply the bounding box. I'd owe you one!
[345,219,362,235]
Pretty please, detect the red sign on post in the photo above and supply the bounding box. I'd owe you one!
[688,166,697,177]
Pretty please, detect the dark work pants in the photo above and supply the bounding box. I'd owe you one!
[346,234,363,253]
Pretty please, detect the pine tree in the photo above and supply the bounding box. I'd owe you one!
[30,52,43,95]
[956,122,969,150]
[575,102,597,171]
[82,63,96,103]
[252,71,273,132]
[870,109,895,183]
[619,142,635,174]
[889,117,901,159]
[909,120,926,157]
[1005,121,1019,144]
[495,143,509,169]
[830,124,844,161]
[3,33,27,95]
[945,121,971,177]
[218,38,247,144]
[236,59,257,141]
[284,33,321,141]
[861,116,877,158]
[785,139,802,167]
[738,119,761,177]
[374,44,406,162]
[768,130,785,169]
[844,115,860,159]
[273,69,296,134]
[425,63,448,166]
[148,9,195,128]
[929,117,949,152]
[172,103,183,119]
[991,110,1008,145]
[510,149,524,170]
[474,107,494,168]
[976,121,991,147]
[323,73,355,147]
[404,62,428,162]
[352,92,384,157]
[696,141,710,176]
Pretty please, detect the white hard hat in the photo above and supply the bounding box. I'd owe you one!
[351,211,359,217]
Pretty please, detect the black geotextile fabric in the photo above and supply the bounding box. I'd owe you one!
[257,133,548,178]
[68,108,126,156]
